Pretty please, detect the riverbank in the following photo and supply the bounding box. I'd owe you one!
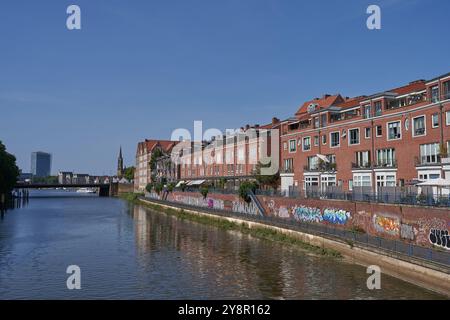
[135,196,450,297]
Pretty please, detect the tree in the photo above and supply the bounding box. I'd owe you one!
[199,185,209,199]
[252,161,280,190]
[154,182,164,195]
[238,181,258,203]
[0,141,19,196]
[167,182,175,193]
[124,166,135,181]
[145,183,153,193]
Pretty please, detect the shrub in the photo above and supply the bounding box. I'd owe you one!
[238,181,258,203]
[145,183,153,193]
[200,185,209,199]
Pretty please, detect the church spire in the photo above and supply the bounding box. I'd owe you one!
[117,146,124,178]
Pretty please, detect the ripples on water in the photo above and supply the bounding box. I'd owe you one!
[0,191,444,299]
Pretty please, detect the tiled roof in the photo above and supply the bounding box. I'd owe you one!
[336,96,368,108]
[389,80,426,96]
[295,94,343,116]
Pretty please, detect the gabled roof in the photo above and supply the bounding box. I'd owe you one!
[295,94,343,117]
[389,80,426,96]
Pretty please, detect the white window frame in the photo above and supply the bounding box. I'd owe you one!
[330,131,340,148]
[322,134,327,145]
[386,120,402,141]
[288,139,296,153]
[302,136,311,151]
[365,127,371,139]
[375,125,382,137]
[412,115,426,137]
[431,113,439,128]
[348,128,360,146]
[446,111,450,126]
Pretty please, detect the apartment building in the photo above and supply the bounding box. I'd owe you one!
[280,72,450,193]
[178,118,281,187]
[134,139,179,191]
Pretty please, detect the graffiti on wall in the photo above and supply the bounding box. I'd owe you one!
[322,208,351,225]
[173,195,224,210]
[291,205,322,223]
[373,214,400,236]
[429,229,450,250]
[232,201,259,215]
[400,223,417,241]
[417,218,447,246]
[266,200,290,218]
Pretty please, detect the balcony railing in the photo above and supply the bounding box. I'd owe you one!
[303,162,337,172]
[414,128,425,136]
[281,167,294,174]
[351,162,372,169]
[415,155,442,166]
[373,160,397,168]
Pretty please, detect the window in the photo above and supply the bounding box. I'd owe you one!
[387,121,401,140]
[283,158,293,172]
[303,137,311,151]
[348,128,360,145]
[365,127,371,139]
[355,151,370,168]
[419,143,440,164]
[376,148,396,167]
[374,101,382,116]
[363,105,371,119]
[330,132,340,147]
[307,156,318,170]
[289,139,296,152]
[413,116,426,136]
[444,81,450,100]
[376,125,382,137]
[321,114,327,127]
[446,111,450,126]
[431,85,439,103]
[304,176,319,190]
[349,179,353,191]
[322,134,327,145]
[432,113,439,128]
[283,142,287,151]
[353,173,371,187]
[314,117,319,128]
[314,136,319,146]
[377,174,396,187]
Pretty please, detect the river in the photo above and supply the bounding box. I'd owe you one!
[0,190,444,299]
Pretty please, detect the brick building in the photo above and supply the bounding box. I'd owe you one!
[280,72,450,194]
[134,139,179,191]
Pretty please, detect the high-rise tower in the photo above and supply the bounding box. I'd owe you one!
[117,146,124,178]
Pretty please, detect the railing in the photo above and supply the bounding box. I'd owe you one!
[414,128,426,136]
[415,155,442,166]
[373,160,397,168]
[142,196,450,268]
[304,162,337,172]
[276,185,450,208]
[351,162,371,169]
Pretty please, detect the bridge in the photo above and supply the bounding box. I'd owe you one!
[14,183,116,197]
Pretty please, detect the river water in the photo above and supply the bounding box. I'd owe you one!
[0,190,444,299]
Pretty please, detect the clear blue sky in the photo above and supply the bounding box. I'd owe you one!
[1,0,449,175]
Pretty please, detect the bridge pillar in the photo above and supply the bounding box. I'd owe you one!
[99,185,110,197]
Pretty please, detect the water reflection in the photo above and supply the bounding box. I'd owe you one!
[0,192,444,299]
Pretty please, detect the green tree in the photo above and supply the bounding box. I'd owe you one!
[199,185,209,199]
[167,182,175,193]
[253,161,280,190]
[154,182,164,195]
[0,141,20,197]
[238,181,258,203]
[145,183,153,193]
[124,166,135,181]
[149,148,163,171]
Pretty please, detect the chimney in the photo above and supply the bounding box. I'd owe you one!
[322,94,331,99]
[255,124,260,128]
[272,117,280,124]
[245,124,250,130]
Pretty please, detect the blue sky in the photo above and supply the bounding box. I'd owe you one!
[1,0,449,175]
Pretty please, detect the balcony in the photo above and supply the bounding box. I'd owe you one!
[415,155,442,166]
[351,162,372,169]
[281,167,294,174]
[303,162,337,172]
[373,160,397,169]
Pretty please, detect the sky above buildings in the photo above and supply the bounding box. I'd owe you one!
[1,0,449,175]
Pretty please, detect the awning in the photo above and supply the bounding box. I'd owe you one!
[175,181,185,187]
[188,180,205,186]
[316,154,329,163]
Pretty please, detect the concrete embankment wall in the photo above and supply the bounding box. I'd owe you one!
[166,191,450,251]
[139,197,450,297]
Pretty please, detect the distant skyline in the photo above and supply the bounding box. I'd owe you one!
[1,0,450,175]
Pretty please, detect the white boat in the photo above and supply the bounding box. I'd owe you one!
[76,188,96,194]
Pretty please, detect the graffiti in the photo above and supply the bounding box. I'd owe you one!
[173,195,224,210]
[400,224,416,241]
[417,218,447,246]
[373,214,400,235]
[277,206,290,218]
[232,201,258,215]
[322,208,351,225]
[292,206,322,223]
[429,229,450,250]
